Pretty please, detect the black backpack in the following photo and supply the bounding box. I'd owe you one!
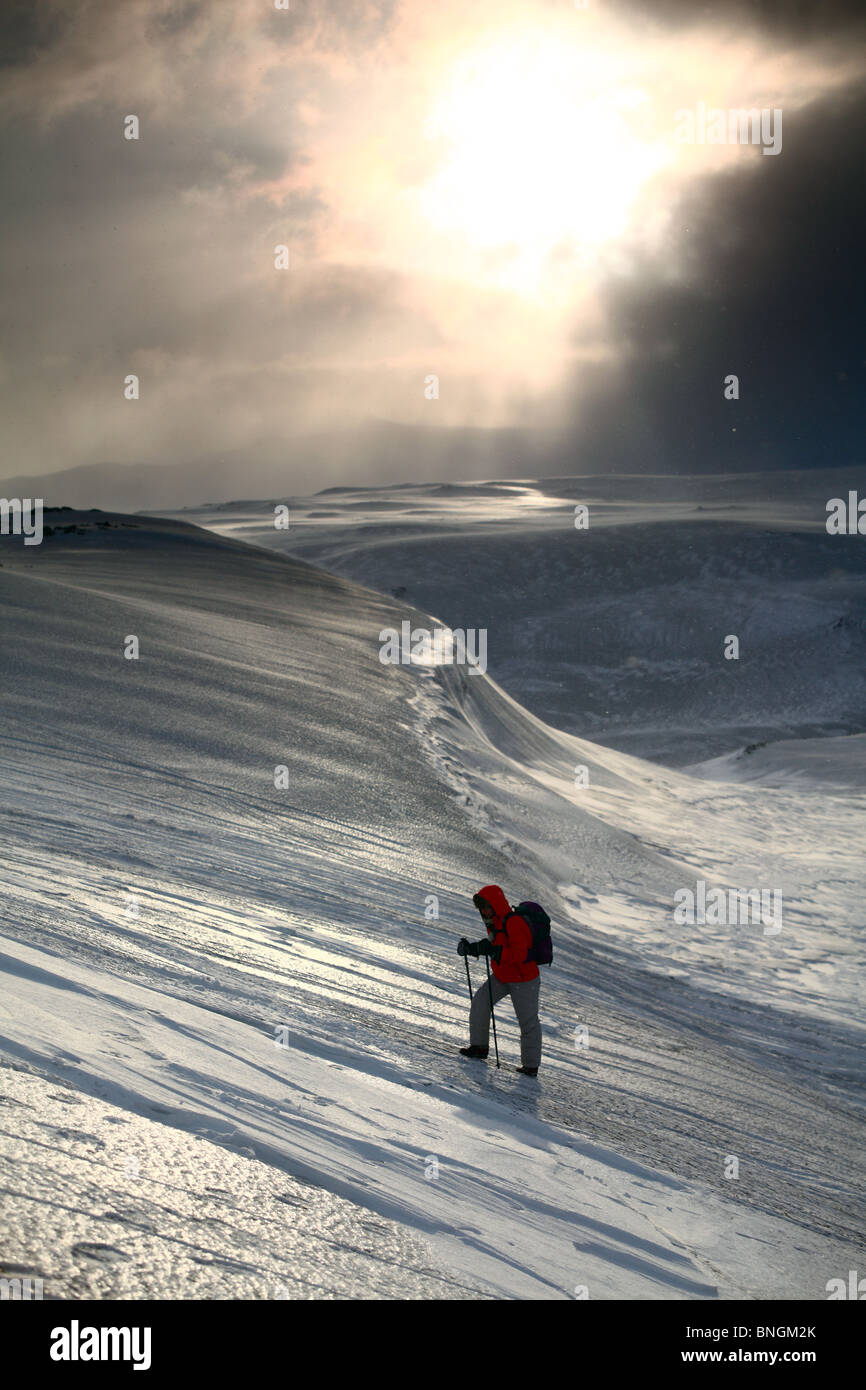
[505,901,553,966]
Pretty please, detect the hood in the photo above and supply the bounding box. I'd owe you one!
[474,884,510,919]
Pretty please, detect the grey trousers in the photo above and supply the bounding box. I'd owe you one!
[469,973,542,1069]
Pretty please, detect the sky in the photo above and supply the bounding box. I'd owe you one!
[1,0,864,493]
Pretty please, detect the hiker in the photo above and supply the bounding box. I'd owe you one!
[457,884,542,1077]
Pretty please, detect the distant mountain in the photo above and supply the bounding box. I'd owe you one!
[0,422,546,511]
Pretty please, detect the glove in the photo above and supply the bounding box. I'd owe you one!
[457,937,470,956]
[478,939,503,960]
[479,939,503,963]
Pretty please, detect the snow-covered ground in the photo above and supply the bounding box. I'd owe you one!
[1,1065,472,1300]
[1,502,863,1299]
[178,467,865,765]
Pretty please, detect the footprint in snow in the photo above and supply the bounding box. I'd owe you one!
[71,1243,131,1264]
[51,1129,105,1149]
[95,1210,156,1233]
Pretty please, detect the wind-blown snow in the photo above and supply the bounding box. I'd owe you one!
[1,506,863,1299]
[179,468,866,766]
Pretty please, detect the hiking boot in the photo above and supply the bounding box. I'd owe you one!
[459,1045,489,1059]
[516,1066,538,1077]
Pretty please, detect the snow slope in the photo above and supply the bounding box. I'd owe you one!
[0,511,863,1299]
[177,467,866,766]
[0,1064,473,1300]
[178,476,866,1049]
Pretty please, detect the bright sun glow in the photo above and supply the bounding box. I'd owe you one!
[418,35,672,291]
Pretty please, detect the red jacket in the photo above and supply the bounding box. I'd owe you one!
[475,884,539,983]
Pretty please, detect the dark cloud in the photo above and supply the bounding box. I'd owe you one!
[613,0,866,42]
[0,0,400,70]
[0,110,300,221]
[563,86,866,471]
[0,0,863,490]
[263,0,399,52]
[0,1,73,69]
[149,1,207,40]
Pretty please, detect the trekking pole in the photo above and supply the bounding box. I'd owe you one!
[484,952,500,1069]
[464,952,473,1002]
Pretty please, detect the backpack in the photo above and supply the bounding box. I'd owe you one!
[506,901,553,966]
